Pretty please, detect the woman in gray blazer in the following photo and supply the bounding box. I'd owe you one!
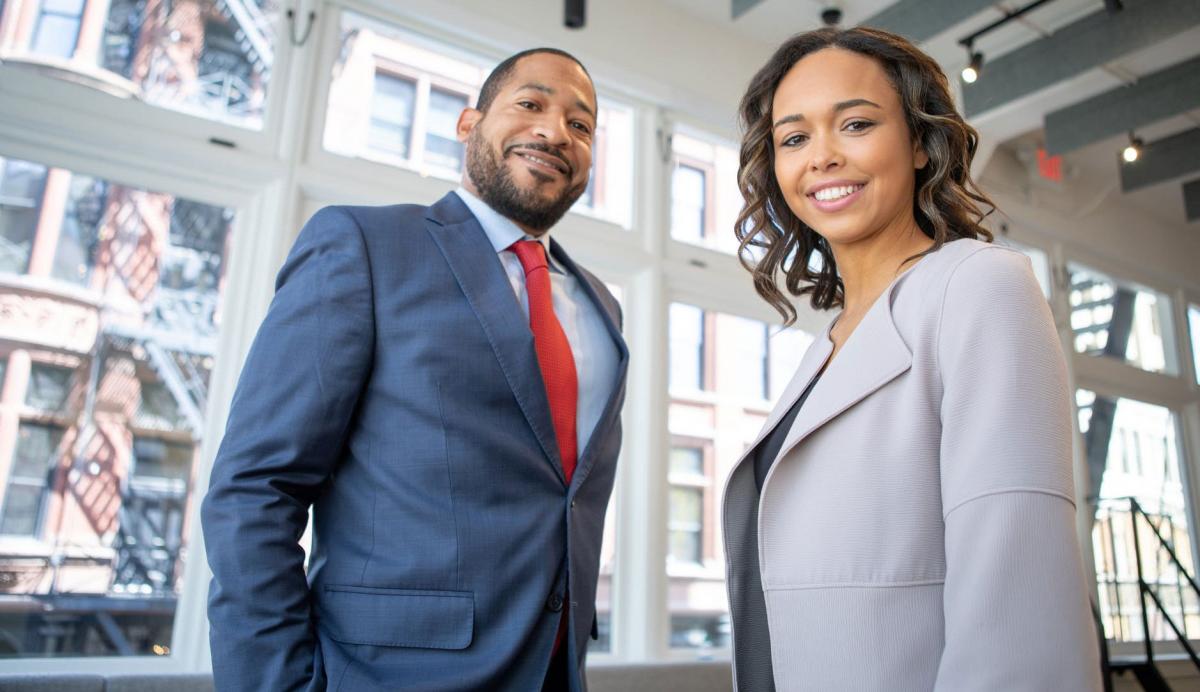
[723,27,1102,691]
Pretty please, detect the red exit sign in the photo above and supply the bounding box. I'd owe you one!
[1037,147,1063,182]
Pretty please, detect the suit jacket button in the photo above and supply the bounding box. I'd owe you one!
[547,593,564,612]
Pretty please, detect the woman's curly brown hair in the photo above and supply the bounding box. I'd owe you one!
[735,27,996,325]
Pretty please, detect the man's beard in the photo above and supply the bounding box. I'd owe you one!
[465,128,587,233]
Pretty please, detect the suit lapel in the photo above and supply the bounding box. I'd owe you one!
[773,278,913,464]
[728,321,834,476]
[729,271,916,483]
[549,239,629,487]
[424,193,565,485]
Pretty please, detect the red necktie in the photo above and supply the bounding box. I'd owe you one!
[510,240,578,482]
[510,239,578,659]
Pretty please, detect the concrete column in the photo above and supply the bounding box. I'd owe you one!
[73,0,113,65]
[0,350,33,496]
[26,167,71,278]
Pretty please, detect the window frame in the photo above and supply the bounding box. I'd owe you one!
[0,0,1195,675]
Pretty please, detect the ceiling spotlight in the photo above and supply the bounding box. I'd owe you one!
[961,50,983,84]
[821,7,842,26]
[564,0,585,29]
[1122,132,1144,163]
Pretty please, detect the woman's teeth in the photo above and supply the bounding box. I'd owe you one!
[813,184,864,202]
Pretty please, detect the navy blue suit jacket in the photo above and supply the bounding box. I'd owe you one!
[201,192,628,691]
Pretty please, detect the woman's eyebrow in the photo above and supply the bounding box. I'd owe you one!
[772,98,883,130]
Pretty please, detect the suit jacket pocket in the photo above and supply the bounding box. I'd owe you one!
[318,585,474,650]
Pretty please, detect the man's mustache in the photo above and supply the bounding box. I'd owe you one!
[504,142,573,176]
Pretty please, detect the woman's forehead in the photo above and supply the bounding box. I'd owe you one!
[772,49,897,115]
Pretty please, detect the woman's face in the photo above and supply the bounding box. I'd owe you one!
[771,48,928,250]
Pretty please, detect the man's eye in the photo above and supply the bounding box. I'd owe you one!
[572,122,592,134]
[518,101,538,110]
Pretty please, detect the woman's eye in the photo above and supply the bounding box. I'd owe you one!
[845,120,874,132]
[781,133,807,147]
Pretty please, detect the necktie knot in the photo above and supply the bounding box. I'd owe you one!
[510,239,549,275]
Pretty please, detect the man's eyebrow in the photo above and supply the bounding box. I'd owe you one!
[515,82,596,119]
[772,98,882,130]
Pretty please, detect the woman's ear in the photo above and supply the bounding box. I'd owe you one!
[913,138,930,170]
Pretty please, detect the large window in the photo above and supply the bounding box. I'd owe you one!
[1082,390,1196,643]
[666,302,810,651]
[0,158,48,276]
[0,155,234,658]
[1069,264,1179,376]
[322,10,634,227]
[670,131,740,254]
[0,0,280,128]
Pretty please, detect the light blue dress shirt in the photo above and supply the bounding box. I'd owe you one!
[454,188,619,459]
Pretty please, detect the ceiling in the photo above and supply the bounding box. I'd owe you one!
[659,0,1200,228]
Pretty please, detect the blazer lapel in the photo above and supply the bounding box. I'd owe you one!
[424,193,565,485]
[728,321,834,476]
[773,279,913,464]
[549,239,629,487]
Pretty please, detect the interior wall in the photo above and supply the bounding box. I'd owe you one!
[979,145,1200,294]
[357,0,776,135]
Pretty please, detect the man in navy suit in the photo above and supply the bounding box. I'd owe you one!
[201,47,628,691]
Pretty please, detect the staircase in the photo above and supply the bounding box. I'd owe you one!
[1097,498,1200,691]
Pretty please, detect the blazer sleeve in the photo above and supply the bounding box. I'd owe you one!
[933,247,1102,691]
[200,206,375,692]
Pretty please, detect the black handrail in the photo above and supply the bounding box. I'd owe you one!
[1126,497,1200,671]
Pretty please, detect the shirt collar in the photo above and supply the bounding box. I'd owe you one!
[454,187,552,257]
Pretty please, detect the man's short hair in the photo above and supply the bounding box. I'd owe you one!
[476,48,594,113]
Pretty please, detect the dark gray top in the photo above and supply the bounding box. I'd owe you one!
[754,374,821,492]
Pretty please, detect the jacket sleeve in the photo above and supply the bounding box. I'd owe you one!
[200,206,375,692]
[933,246,1102,691]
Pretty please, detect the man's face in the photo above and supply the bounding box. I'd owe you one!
[458,53,597,234]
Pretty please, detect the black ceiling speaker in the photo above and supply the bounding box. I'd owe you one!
[565,0,586,29]
[821,7,842,26]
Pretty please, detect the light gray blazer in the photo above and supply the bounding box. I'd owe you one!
[722,239,1102,692]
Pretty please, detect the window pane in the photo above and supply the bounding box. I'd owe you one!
[0,157,48,275]
[768,327,813,400]
[667,304,814,651]
[670,131,740,254]
[668,487,703,563]
[424,87,467,171]
[670,447,704,476]
[719,315,768,402]
[1189,304,1200,385]
[131,437,194,483]
[0,484,46,536]
[24,363,72,412]
[1082,390,1193,643]
[0,423,63,536]
[571,101,634,228]
[30,13,81,58]
[9,422,64,478]
[1,0,280,128]
[368,72,417,159]
[670,164,706,240]
[50,174,106,285]
[1068,265,1178,375]
[0,155,235,658]
[669,303,704,392]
